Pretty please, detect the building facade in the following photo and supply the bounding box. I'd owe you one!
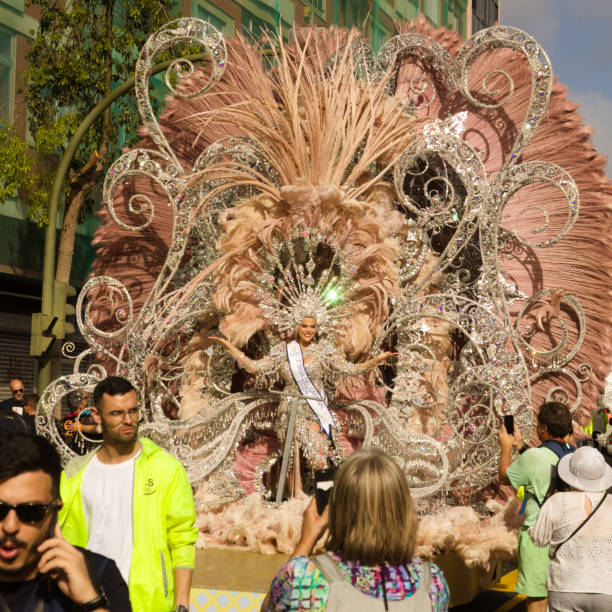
[0,0,498,398]
[189,1,473,45]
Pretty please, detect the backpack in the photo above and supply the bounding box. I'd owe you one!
[313,554,432,611]
[519,440,575,515]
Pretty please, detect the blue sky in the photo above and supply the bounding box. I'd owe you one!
[502,0,612,173]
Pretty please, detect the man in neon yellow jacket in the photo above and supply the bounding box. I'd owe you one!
[59,376,198,612]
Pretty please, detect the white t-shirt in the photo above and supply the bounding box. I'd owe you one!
[81,450,141,583]
[528,491,612,594]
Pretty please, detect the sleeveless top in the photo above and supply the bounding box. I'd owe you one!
[313,554,432,611]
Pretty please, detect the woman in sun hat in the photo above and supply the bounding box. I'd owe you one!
[528,446,612,611]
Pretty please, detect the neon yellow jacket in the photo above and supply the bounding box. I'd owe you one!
[59,438,198,611]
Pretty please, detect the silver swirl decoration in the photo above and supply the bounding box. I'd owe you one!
[134,18,226,169]
[37,20,595,519]
[77,276,134,341]
[504,161,580,248]
[454,26,553,175]
[516,289,586,368]
[103,149,184,231]
[36,373,103,465]
[377,32,457,99]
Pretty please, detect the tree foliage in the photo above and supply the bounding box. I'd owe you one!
[1,0,179,228]
[0,123,47,214]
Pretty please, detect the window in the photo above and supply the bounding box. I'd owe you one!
[446,0,468,38]
[193,2,235,36]
[0,27,14,123]
[339,1,369,29]
[394,0,420,22]
[242,7,269,39]
[472,0,499,34]
[196,6,225,34]
[306,0,324,15]
[423,0,442,25]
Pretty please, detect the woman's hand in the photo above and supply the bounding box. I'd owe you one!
[292,497,329,558]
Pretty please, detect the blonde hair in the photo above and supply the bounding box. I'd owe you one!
[326,447,417,565]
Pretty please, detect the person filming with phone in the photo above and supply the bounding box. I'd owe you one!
[0,432,131,611]
[261,447,449,611]
[498,401,574,612]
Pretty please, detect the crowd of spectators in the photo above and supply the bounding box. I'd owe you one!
[0,375,197,612]
[1,376,611,611]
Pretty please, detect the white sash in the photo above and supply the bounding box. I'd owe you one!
[286,341,336,436]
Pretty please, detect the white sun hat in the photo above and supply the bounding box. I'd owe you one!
[557,446,612,492]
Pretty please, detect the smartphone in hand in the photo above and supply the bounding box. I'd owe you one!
[314,468,336,515]
[504,414,514,435]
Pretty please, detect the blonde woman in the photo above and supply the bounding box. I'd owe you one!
[261,448,449,611]
[210,317,394,472]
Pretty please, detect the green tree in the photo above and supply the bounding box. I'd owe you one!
[0,123,46,211]
[4,0,179,284]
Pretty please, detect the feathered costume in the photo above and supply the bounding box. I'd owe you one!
[37,16,612,567]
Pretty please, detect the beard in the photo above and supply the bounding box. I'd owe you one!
[0,531,45,580]
[103,423,139,444]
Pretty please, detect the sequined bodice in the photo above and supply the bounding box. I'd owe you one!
[279,345,327,395]
[241,340,369,396]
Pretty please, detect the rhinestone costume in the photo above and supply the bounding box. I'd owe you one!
[240,340,376,470]
[34,16,612,547]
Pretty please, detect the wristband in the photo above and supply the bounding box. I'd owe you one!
[77,588,110,611]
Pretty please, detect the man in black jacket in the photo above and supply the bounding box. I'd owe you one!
[0,433,131,611]
[0,380,26,417]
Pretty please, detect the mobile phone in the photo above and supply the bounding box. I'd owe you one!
[47,508,59,538]
[504,414,515,435]
[314,468,336,515]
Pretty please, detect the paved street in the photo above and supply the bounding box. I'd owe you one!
[453,564,527,611]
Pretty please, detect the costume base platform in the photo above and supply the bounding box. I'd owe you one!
[188,548,503,610]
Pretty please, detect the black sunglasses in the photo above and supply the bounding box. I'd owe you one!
[0,499,60,524]
[11,388,24,394]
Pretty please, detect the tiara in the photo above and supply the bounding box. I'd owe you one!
[254,228,356,337]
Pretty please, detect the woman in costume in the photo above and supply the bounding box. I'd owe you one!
[211,314,394,474]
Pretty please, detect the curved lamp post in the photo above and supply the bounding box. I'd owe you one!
[33,54,208,394]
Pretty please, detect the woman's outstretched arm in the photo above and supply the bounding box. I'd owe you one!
[209,336,277,375]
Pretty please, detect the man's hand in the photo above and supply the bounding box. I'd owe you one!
[292,497,329,558]
[498,423,515,451]
[37,524,102,606]
[498,423,523,485]
[513,426,524,449]
[498,424,524,449]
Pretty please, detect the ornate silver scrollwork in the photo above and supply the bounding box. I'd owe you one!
[37,19,592,517]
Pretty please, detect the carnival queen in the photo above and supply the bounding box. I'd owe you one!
[210,314,394,483]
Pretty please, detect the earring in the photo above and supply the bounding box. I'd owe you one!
[96,424,102,434]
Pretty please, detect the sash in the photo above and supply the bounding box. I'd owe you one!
[286,341,336,436]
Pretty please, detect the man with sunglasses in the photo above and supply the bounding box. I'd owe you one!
[0,380,26,417]
[59,376,197,612]
[0,432,131,610]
